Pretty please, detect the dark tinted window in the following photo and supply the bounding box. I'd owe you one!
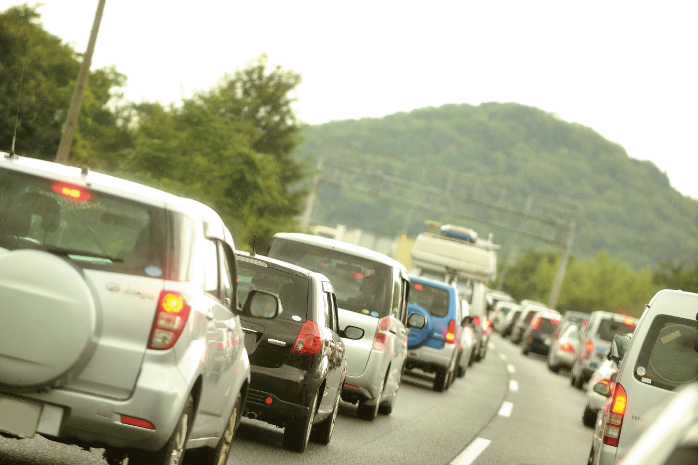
[410,281,450,318]
[236,257,309,321]
[634,315,698,391]
[596,318,636,342]
[0,169,167,278]
[537,317,560,333]
[269,238,392,318]
[510,310,522,322]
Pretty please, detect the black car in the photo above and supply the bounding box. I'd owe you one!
[521,311,561,356]
[236,252,356,453]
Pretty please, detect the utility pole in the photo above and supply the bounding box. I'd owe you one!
[300,158,324,231]
[548,216,576,310]
[55,0,107,165]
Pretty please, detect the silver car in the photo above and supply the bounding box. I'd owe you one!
[0,154,278,465]
[268,233,415,420]
[547,324,580,372]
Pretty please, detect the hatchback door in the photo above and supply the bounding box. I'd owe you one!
[338,310,378,377]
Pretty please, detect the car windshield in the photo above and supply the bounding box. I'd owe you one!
[0,168,167,277]
[596,318,637,342]
[268,238,393,318]
[410,281,450,318]
[236,257,309,322]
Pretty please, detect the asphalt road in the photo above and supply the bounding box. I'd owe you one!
[0,334,595,465]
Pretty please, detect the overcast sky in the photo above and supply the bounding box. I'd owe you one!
[3,1,697,199]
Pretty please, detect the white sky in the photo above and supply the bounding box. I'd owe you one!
[3,1,697,199]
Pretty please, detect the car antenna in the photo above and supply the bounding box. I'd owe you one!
[6,62,26,159]
[250,235,257,257]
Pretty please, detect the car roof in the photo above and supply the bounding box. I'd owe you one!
[409,274,456,292]
[273,233,407,271]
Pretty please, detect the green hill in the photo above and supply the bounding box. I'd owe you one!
[294,103,698,269]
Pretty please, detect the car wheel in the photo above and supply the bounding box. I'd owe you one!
[185,393,241,465]
[522,344,529,356]
[468,348,475,366]
[282,392,318,453]
[547,353,560,373]
[311,390,341,445]
[480,342,488,360]
[457,358,467,378]
[128,395,194,465]
[357,375,384,421]
[582,405,596,427]
[434,367,449,392]
[574,372,585,390]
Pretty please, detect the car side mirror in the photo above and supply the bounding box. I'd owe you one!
[407,313,426,330]
[610,334,631,364]
[593,382,612,398]
[338,325,364,340]
[242,289,281,319]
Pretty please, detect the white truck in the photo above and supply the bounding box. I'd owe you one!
[409,224,499,362]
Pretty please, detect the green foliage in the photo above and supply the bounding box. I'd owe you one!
[652,260,698,294]
[296,103,698,269]
[500,249,656,317]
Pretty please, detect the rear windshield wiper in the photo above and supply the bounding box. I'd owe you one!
[44,246,124,263]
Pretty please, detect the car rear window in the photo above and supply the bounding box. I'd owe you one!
[236,257,309,321]
[409,281,450,318]
[0,169,169,278]
[596,318,636,342]
[538,317,560,333]
[268,238,393,318]
[634,315,698,391]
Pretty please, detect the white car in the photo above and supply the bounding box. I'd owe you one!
[0,154,279,465]
[583,358,620,427]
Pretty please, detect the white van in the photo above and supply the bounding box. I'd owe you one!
[596,289,698,465]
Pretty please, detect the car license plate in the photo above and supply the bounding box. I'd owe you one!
[0,395,42,437]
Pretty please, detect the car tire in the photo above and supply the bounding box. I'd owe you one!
[185,392,241,465]
[457,359,467,378]
[283,392,318,453]
[574,372,585,390]
[480,342,488,360]
[434,367,449,392]
[128,395,194,465]
[547,354,560,373]
[311,390,340,445]
[522,344,529,356]
[357,375,384,421]
[468,348,475,366]
[582,405,596,427]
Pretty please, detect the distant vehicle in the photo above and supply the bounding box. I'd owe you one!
[491,301,520,334]
[404,276,470,391]
[570,311,637,390]
[0,154,280,465]
[267,233,423,421]
[549,311,589,360]
[511,304,550,344]
[521,311,561,356]
[547,324,580,372]
[594,290,698,465]
[235,252,352,452]
[501,307,524,338]
[583,356,623,427]
[487,289,515,317]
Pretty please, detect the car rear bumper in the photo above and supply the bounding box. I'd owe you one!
[244,388,311,428]
[341,348,391,404]
[526,337,552,355]
[405,344,456,372]
[554,350,574,368]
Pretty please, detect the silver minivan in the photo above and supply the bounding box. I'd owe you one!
[595,290,698,465]
[268,233,417,420]
[0,154,279,465]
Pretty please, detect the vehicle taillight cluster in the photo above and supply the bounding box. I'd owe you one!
[148,291,192,350]
[582,340,594,359]
[373,316,391,351]
[291,320,323,355]
[560,342,575,352]
[603,383,627,447]
[472,316,480,328]
[445,319,456,343]
[531,316,541,330]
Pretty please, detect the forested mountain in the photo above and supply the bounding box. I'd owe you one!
[295,103,698,269]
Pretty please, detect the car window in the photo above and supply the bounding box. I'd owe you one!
[0,169,168,278]
[634,314,698,391]
[409,281,450,318]
[596,318,636,342]
[237,259,309,321]
[268,238,393,318]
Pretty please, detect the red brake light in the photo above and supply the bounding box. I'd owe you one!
[472,316,480,328]
[560,342,574,352]
[603,383,627,447]
[373,316,391,351]
[583,340,594,359]
[148,291,192,350]
[623,319,636,328]
[52,183,91,201]
[531,316,541,330]
[552,319,560,325]
[445,319,456,343]
[414,284,423,291]
[582,320,588,327]
[291,320,323,355]
[121,415,154,430]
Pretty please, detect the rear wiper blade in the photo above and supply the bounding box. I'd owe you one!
[44,247,124,263]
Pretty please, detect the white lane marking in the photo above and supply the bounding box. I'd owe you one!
[450,437,492,465]
[489,342,495,350]
[499,353,507,361]
[509,380,519,391]
[498,401,513,417]
[507,364,515,373]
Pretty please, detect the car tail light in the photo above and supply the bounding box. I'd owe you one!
[582,340,594,359]
[560,342,575,352]
[603,383,627,447]
[291,320,323,355]
[472,316,480,328]
[372,316,391,351]
[531,316,541,330]
[600,378,615,393]
[121,415,155,430]
[52,182,92,201]
[148,291,192,350]
[445,319,456,343]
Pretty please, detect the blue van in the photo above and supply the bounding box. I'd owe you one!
[403,276,468,391]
